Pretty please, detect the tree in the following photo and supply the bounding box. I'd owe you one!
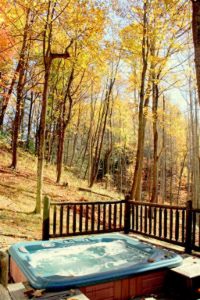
[11,8,32,169]
[128,0,151,200]
[36,0,70,213]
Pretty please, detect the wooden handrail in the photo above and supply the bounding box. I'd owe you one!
[128,201,186,210]
[50,200,125,206]
[192,208,200,213]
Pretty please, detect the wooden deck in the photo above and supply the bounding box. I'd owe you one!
[0,284,10,300]
[171,256,200,279]
[170,255,200,293]
[0,283,89,300]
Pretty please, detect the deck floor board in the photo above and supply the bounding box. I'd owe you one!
[0,284,11,300]
[6,283,89,300]
[171,256,200,278]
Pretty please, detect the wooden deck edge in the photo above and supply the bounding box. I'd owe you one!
[0,284,11,300]
[5,283,90,300]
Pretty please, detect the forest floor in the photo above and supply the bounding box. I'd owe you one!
[0,138,121,250]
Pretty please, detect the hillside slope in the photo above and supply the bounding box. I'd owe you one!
[0,139,121,250]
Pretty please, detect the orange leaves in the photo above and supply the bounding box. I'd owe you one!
[0,2,15,66]
[0,25,14,62]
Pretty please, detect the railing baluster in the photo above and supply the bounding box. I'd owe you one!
[59,206,63,236]
[109,204,112,230]
[97,204,101,231]
[66,205,70,234]
[159,208,162,237]
[144,205,147,234]
[164,208,167,238]
[132,204,135,231]
[102,204,104,230]
[149,206,152,235]
[53,205,57,237]
[136,205,138,231]
[170,209,173,240]
[175,210,179,241]
[99,205,102,232]
[73,204,76,233]
[91,204,95,232]
[129,203,132,230]
[103,204,106,230]
[88,205,91,231]
[182,210,185,243]
[140,205,143,232]
[79,204,83,233]
[119,202,122,228]
[154,207,157,235]
[85,204,88,232]
[114,203,117,230]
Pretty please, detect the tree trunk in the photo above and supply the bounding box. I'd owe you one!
[150,83,159,203]
[188,72,200,208]
[194,93,200,208]
[56,69,73,184]
[36,66,50,213]
[20,98,25,139]
[11,81,24,168]
[130,1,149,200]
[56,125,65,183]
[169,114,173,205]
[70,103,81,166]
[88,81,96,185]
[160,96,166,204]
[0,74,17,129]
[35,104,41,156]
[10,8,30,169]
[26,91,34,149]
[177,152,187,204]
[192,0,200,105]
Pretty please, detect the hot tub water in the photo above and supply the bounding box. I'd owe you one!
[29,240,149,277]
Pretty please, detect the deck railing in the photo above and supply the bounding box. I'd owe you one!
[128,201,186,247]
[43,198,125,239]
[42,197,200,254]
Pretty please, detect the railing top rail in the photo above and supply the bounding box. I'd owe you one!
[50,199,126,206]
[192,208,200,213]
[128,201,186,210]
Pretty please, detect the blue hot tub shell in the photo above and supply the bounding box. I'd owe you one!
[9,233,182,290]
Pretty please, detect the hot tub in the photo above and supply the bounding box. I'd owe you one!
[9,233,182,298]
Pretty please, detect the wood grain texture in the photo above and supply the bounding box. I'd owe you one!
[0,284,11,300]
[81,270,167,300]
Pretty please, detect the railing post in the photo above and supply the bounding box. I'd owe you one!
[124,195,130,234]
[185,200,192,254]
[42,196,50,240]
